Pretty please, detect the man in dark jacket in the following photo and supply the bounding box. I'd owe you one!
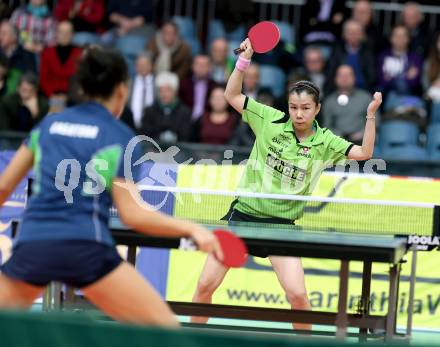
[179,54,217,123]
[0,20,36,94]
[326,19,376,93]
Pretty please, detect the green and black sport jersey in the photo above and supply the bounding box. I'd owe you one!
[234,97,354,221]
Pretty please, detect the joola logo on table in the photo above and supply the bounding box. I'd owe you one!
[265,153,306,181]
[407,235,440,250]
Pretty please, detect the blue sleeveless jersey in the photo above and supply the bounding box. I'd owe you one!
[17,102,141,246]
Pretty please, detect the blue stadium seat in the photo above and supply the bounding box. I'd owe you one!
[373,145,381,157]
[227,40,242,58]
[184,37,201,56]
[427,123,440,160]
[207,20,226,44]
[381,145,428,160]
[271,21,295,46]
[207,20,245,45]
[430,102,440,124]
[258,65,286,98]
[172,16,196,42]
[115,35,148,76]
[226,24,246,42]
[379,120,420,148]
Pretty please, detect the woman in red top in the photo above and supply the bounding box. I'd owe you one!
[54,0,105,35]
[199,86,237,144]
[39,21,82,98]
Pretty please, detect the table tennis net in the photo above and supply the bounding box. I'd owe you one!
[110,185,438,236]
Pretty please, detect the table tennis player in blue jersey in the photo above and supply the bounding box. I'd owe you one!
[0,47,223,327]
[192,38,382,329]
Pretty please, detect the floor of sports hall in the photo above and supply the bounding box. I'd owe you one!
[17,301,439,346]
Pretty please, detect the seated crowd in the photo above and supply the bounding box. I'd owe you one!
[0,0,438,159]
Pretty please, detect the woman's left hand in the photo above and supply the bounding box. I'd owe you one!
[367,92,382,116]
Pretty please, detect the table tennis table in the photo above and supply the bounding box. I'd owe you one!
[10,215,414,341]
[106,217,413,341]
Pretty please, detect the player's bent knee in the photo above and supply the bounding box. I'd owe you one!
[287,291,309,306]
[196,277,221,295]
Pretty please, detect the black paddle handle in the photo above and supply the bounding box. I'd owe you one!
[233,47,244,55]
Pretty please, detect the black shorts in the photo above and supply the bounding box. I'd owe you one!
[222,201,295,258]
[1,240,123,288]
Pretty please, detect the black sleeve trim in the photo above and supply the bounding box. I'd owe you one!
[345,143,355,156]
[243,96,249,110]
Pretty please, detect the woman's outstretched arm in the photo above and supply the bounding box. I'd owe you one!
[224,38,254,114]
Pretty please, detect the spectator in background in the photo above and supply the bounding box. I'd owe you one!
[322,65,371,145]
[180,54,217,122]
[401,2,430,58]
[0,73,48,132]
[0,54,13,100]
[140,72,191,143]
[242,63,260,100]
[0,21,36,93]
[147,21,192,81]
[40,21,82,99]
[327,20,376,92]
[296,46,326,95]
[105,0,155,74]
[197,86,237,144]
[106,0,154,41]
[0,1,21,21]
[378,25,423,99]
[210,38,233,84]
[54,0,105,46]
[10,0,56,54]
[424,32,440,121]
[299,0,349,59]
[257,88,276,108]
[124,52,155,132]
[229,87,274,148]
[351,0,385,55]
[0,54,8,97]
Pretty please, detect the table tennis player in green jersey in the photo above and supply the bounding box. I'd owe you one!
[192,38,383,330]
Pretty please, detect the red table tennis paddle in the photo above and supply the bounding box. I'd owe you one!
[233,21,280,55]
[178,229,248,268]
[213,229,248,268]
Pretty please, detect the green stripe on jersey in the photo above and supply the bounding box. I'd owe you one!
[29,129,42,194]
[85,145,123,193]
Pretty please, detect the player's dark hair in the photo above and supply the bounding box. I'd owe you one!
[288,80,320,105]
[77,46,128,99]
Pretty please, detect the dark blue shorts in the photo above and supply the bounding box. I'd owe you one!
[1,240,123,288]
